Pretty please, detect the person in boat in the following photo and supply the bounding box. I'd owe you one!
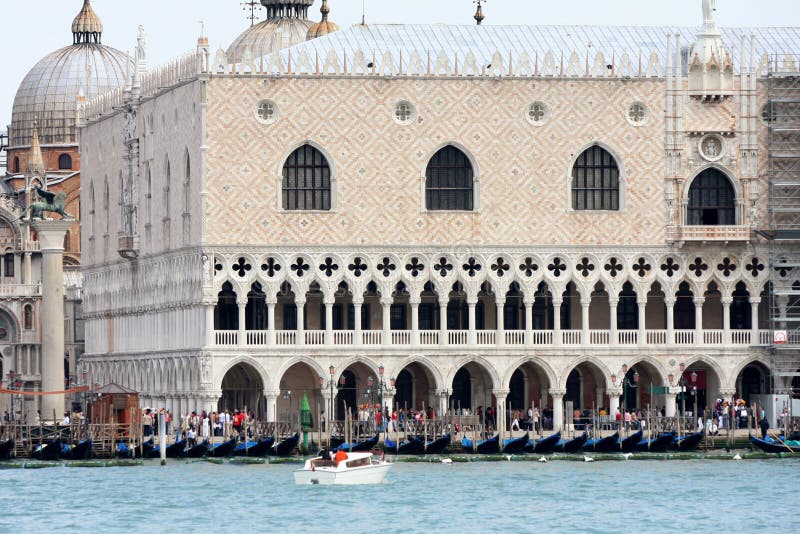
[334,449,348,466]
[759,416,770,439]
[187,427,197,448]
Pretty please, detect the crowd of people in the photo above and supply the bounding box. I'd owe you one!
[141,407,256,444]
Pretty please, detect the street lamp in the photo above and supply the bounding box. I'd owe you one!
[339,373,347,419]
[378,364,386,432]
[691,370,698,429]
[366,375,374,432]
[328,365,335,427]
[283,390,293,429]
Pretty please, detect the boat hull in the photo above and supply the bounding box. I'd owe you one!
[294,464,392,485]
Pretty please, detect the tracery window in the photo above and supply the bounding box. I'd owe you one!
[425,146,474,211]
[571,146,620,211]
[687,169,736,225]
[282,145,331,211]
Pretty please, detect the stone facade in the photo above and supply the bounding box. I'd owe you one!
[77,18,799,430]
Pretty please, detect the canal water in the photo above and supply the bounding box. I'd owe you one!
[2,459,797,532]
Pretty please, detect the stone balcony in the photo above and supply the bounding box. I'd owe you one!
[0,284,41,297]
[671,225,752,243]
[212,328,771,350]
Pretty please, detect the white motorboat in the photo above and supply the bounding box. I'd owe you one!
[293,451,392,485]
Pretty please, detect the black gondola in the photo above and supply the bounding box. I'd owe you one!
[0,438,14,460]
[384,436,425,455]
[669,431,704,452]
[208,438,238,458]
[232,436,274,457]
[524,432,561,454]
[186,440,210,458]
[502,433,529,454]
[556,432,588,453]
[272,433,300,456]
[335,434,378,453]
[148,438,187,458]
[749,434,800,453]
[32,438,62,461]
[620,430,643,453]
[634,432,675,453]
[462,434,500,454]
[62,439,93,460]
[425,434,451,455]
[583,432,619,453]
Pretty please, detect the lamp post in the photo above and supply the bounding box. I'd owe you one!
[283,390,293,430]
[677,363,689,433]
[328,365,335,429]
[366,375,374,433]
[611,364,638,435]
[378,364,385,432]
[7,370,15,422]
[691,370,698,430]
[339,373,347,420]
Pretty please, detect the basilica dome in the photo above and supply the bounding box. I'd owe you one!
[9,0,130,148]
[226,0,315,61]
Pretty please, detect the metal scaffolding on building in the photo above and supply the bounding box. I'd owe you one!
[767,55,800,396]
[0,131,7,173]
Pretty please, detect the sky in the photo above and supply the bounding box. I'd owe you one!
[1,0,798,132]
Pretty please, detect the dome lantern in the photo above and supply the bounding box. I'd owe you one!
[72,0,104,45]
[307,0,340,40]
[227,0,316,61]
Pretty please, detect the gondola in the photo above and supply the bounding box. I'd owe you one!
[424,434,451,455]
[232,436,274,457]
[524,432,561,454]
[620,430,643,453]
[272,433,300,456]
[557,432,588,454]
[502,433,529,454]
[634,432,675,453]
[462,433,500,454]
[116,438,153,459]
[384,436,425,455]
[32,438,62,461]
[208,438,238,458]
[669,431,704,452]
[749,434,800,454]
[0,438,14,460]
[186,440,210,458]
[61,439,93,460]
[335,434,378,453]
[583,432,619,453]
[149,438,187,459]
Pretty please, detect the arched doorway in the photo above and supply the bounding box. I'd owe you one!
[450,368,471,412]
[334,362,377,420]
[680,361,722,417]
[277,362,323,428]
[394,361,436,412]
[508,360,552,429]
[619,361,664,413]
[219,362,264,418]
[449,361,495,420]
[737,362,771,406]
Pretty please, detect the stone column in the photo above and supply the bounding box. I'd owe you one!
[552,298,563,346]
[664,387,679,417]
[265,390,280,422]
[203,300,215,347]
[324,297,334,346]
[580,297,591,346]
[438,297,448,346]
[665,297,676,346]
[524,297,534,346]
[437,389,449,418]
[266,299,276,345]
[410,299,420,346]
[550,389,566,431]
[381,297,392,346]
[637,297,647,346]
[31,219,73,420]
[23,252,32,284]
[608,391,621,419]
[609,297,619,346]
[496,297,506,347]
[749,297,761,346]
[693,297,705,345]
[353,298,363,346]
[493,389,509,439]
[721,296,732,345]
[296,298,306,346]
[467,297,477,345]
[237,295,247,347]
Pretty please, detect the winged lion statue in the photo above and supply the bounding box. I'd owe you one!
[20,186,73,221]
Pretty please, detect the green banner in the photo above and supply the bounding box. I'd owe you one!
[650,386,671,395]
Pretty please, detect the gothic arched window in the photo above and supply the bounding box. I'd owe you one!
[282,145,331,211]
[571,145,620,211]
[58,154,72,170]
[425,146,474,211]
[687,168,736,225]
[12,158,19,174]
[23,304,33,330]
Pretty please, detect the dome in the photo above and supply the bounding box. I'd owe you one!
[307,0,340,40]
[9,0,130,148]
[226,0,315,61]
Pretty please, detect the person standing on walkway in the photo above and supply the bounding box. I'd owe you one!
[759,416,770,439]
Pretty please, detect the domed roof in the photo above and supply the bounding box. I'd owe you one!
[226,0,315,61]
[307,0,340,40]
[9,0,130,148]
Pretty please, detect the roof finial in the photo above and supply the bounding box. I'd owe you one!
[321,0,330,21]
[474,0,486,26]
[702,0,716,31]
[28,119,45,175]
[72,0,103,45]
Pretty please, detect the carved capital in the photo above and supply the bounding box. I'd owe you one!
[549,388,567,397]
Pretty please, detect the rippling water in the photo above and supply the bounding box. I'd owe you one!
[2,458,798,533]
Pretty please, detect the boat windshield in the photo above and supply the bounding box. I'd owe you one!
[345,457,370,468]
[310,458,335,468]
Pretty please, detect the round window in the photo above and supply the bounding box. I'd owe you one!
[393,101,415,125]
[256,99,278,124]
[627,102,647,126]
[526,101,548,125]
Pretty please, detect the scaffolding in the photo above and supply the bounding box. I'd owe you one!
[0,130,7,173]
[767,55,800,396]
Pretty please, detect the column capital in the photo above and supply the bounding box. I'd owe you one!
[607,389,622,398]
[721,297,733,305]
[323,296,336,306]
[408,297,421,306]
[466,296,479,306]
[265,389,281,399]
[637,297,648,306]
[30,219,74,251]
[438,297,449,306]
[352,296,364,306]
[495,297,506,306]
[580,297,592,306]
[436,389,451,398]
[718,388,737,398]
[492,388,510,399]
[380,296,393,307]
[608,298,619,307]
[295,297,307,306]
[549,388,567,397]
[265,295,278,305]
[236,295,248,306]
[664,296,676,306]
[748,297,762,305]
[552,298,563,306]
[693,297,705,306]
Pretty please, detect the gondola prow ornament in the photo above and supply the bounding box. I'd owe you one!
[21,186,74,221]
